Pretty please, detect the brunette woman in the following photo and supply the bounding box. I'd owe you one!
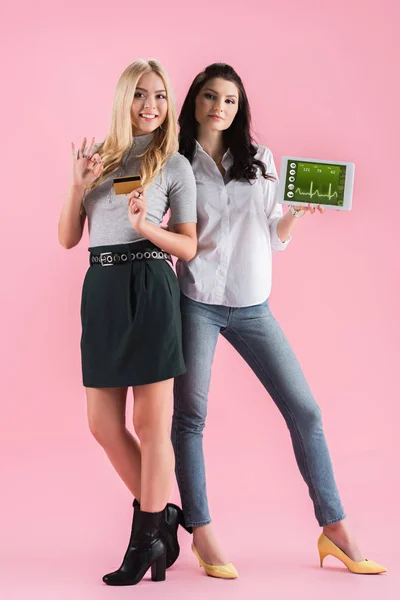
[172,63,386,578]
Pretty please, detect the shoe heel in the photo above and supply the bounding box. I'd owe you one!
[319,551,328,567]
[151,554,166,582]
[177,507,193,534]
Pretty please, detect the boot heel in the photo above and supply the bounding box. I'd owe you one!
[177,507,193,534]
[151,554,166,582]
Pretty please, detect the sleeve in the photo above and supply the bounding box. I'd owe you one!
[166,154,197,229]
[260,146,291,252]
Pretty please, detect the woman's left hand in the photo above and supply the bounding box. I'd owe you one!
[277,203,325,242]
[128,187,148,233]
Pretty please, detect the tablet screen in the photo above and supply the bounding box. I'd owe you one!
[284,160,346,206]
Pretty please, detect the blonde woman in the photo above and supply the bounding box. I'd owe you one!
[58,59,197,586]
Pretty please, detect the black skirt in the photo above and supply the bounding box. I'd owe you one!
[80,241,186,388]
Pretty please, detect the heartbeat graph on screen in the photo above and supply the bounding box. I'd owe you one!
[295,182,338,201]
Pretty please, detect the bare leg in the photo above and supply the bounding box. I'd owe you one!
[86,386,142,499]
[133,379,175,513]
[323,519,364,562]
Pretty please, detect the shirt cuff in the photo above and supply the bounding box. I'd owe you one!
[270,218,291,251]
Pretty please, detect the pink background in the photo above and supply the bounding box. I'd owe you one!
[2,0,399,598]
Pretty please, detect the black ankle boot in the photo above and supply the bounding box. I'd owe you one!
[133,499,192,569]
[102,506,166,586]
[161,502,193,568]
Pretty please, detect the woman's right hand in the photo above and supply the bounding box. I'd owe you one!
[71,137,104,188]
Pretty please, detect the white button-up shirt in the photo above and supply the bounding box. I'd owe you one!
[176,141,290,307]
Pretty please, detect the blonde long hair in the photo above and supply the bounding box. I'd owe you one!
[91,59,178,190]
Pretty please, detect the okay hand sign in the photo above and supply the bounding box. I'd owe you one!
[71,137,104,188]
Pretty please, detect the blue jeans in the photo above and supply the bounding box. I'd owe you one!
[171,294,346,528]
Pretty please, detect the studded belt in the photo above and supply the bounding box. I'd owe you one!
[90,248,172,267]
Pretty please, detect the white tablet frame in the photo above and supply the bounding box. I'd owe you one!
[277,156,355,211]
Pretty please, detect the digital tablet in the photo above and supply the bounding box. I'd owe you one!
[278,157,355,210]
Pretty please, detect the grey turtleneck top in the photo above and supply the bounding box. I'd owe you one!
[83,133,197,247]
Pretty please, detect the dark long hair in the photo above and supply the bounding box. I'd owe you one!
[179,63,274,182]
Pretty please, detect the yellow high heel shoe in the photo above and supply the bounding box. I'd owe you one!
[318,533,387,574]
[192,544,238,579]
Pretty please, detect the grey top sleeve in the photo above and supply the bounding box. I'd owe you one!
[166,153,197,226]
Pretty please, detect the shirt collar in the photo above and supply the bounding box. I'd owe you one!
[194,140,233,169]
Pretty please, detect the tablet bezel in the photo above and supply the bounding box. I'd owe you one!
[277,156,355,211]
